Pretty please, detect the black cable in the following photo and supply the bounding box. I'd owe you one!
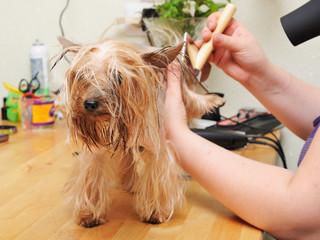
[59,0,70,64]
[51,0,71,95]
[248,139,287,169]
[219,114,287,168]
[249,137,286,165]
[247,134,285,157]
[59,0,70,37]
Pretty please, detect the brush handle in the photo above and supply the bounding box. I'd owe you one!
[187,42,198,69]
[195,3,236,72]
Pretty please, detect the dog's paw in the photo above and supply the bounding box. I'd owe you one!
[76,214,106,228]
[142,211,168,224]
[184,92,226,119]
[79,219,102,228]
[205,93,225,111]
[144,218,162,225]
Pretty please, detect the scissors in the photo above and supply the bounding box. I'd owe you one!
[19,72,40,95]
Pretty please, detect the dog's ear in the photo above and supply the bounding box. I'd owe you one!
[141,42,184,68]
[51,36,81,70]
[57,36,81,51]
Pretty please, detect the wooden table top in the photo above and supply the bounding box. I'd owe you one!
[0,119,278,240]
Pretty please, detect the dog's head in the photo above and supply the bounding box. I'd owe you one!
[56,37,186,151]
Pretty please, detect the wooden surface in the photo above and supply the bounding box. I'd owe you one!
[0,119,279,240]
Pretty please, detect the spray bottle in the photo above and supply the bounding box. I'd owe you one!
[30,39,49,95]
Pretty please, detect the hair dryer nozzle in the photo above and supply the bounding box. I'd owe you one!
[281,0,320,46]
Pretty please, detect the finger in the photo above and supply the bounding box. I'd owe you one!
[212,33,242,52]
[201,26,212,42]
[167,62,182,97]
[166,64,184,107]
[194,39,203,48]
[167,62,181,83]
[208,53,215,63]
[200,62,211,82]
[206,12,220,31]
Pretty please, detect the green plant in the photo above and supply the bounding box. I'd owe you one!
[155,0,231,19]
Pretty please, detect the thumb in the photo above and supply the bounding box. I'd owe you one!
[212,33,241,52]
[166,62,182,96]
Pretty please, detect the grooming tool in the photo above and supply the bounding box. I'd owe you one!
[19,72,40,95]
[194,3,236,75]
[191,128,248,150]
[180,32,188,62]
[281,0,320,46]
[19,73,43,99]
[207,111,283,135]
[187,42,198,70]
[181,32,209,94]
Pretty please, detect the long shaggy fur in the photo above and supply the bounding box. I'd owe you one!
[55,36,225,227]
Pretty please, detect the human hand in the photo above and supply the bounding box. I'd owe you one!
[198,12,271,85]
[164,62,189,140]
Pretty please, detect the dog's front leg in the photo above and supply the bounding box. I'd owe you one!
[133,142,185,224]
[64,147,113,228]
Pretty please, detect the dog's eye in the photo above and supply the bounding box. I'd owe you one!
[113,72,122,85]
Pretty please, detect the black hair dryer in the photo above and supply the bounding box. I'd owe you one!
[280,0,320,46]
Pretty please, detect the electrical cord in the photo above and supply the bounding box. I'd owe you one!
[59,0,69,37]
[248,139,287,168]
[219,114,287,168]
[246,134,285,157]
[51,0,71,96]
[59,0,70,63]
[247,137,287,169]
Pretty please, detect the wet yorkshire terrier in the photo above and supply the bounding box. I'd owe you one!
[55,36,225,228]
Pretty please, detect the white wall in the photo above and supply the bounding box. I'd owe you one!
[1,0,319,170]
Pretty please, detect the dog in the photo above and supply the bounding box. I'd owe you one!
[54,36,225,228]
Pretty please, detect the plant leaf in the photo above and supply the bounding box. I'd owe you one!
[155,0,230,19]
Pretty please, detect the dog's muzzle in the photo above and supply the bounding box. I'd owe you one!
[84,99,100,112]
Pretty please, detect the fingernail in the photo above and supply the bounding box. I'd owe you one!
[208,21,214,30]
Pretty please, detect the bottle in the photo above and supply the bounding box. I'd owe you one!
[30,39,49,95]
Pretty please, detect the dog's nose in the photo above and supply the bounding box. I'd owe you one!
[84,100,99,112]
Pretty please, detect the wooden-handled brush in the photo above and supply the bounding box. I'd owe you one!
[194,3,237,75]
